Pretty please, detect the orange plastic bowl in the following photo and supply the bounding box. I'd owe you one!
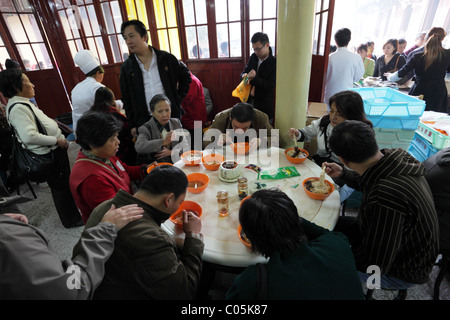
[202,154,225,171]
[181,150,203,166]
[187,173,209,194]
[231,142,250,155]
[170,200,203,226]
[302,177,334,201]
[240,195,251,207]
[237,225,252,247]
[285,148,309,164]
[146,162,173,173]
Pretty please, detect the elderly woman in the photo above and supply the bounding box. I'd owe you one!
[0,68,82,228]
[70,112,146,223]
[135,94,183,164]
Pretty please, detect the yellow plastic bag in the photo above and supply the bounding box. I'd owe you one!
[232,77,251,103]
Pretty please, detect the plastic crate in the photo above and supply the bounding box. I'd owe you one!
[416,121,450,150]
[367,115,420,130]
[374,128,416,142]
[408,133,439,162]
[352,87,426,117]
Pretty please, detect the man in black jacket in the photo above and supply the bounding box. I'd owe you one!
[120,20,191,137]
[241,32,276,122]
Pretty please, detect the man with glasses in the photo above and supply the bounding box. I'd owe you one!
[241,32,276,123]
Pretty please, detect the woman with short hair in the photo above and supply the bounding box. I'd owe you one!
[70,112,147,223]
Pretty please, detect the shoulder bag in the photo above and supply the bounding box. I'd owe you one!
[8,102,54,183]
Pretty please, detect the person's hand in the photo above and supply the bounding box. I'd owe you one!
[289,128,300,140]
[155,147,172,159]
[101,204,144,230]
[162,131,174,146]
[182,210,202,234]
[322,162,343,178]
[4,213,28,224]
[249,137,261,152]
[217,133,233,146]
[56,138,68,149]
[131,127,137,139]
[247,69,256,80]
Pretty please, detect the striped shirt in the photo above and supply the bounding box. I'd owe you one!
[343,148,439,284]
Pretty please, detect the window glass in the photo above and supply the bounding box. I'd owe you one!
[0,47,11,70]
[183,0,195,25]
[194,0,207,24]
[197,25,209,58]
[229,22,241,57]
[185,26,198,58]
[16,44,36,70]
[249,0,262,20]
[165,0,177,28]
[31,43,53,69]
[154,0,167,29]
[215,0,227,23]
[228,0,240,22]
[0,0,15,11]
[20,14,43,42]
[3,14,28,43]
[263,0,276,19]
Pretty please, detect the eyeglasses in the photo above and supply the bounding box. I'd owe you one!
[252,44,267,52]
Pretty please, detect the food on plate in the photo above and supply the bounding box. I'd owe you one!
[286,146,308,159]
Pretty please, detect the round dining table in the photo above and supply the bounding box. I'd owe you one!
[161,146,341,268]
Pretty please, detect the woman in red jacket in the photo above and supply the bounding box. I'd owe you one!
[70,112,147,223]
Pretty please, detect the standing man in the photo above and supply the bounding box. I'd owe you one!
[323,120,439,292]
[241,32,276,123]
[120,20,192,137]
[323,28,364,107]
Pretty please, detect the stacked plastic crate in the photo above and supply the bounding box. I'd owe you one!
[408,116,450,162]
[351,87,425,152]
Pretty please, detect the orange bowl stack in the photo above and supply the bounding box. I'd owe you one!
[202,153,225,171]
[302,177,334,201]
[170,200,203,226]
[285,147,309,164]
[186,173,209,194]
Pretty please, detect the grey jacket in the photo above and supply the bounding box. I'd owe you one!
[0,214,118,299]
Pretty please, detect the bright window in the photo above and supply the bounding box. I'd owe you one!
[0,35,11,70]
[153,0,181,59]
[248,0,277,54]
[124,0,151,45]
[215,0,242,58]
[1,0,53,70]
[183,0,210,59]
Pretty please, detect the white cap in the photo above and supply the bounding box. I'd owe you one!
[74,50,100,74]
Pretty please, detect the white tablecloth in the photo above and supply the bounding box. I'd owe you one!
[161,146,341,267]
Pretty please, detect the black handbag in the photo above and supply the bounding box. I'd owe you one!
[8,102,54,183]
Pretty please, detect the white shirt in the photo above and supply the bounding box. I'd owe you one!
[323,47,365,105]
[136,48,166,115]
[71,77,104,135]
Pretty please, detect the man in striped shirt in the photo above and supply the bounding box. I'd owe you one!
[324,120,439,290]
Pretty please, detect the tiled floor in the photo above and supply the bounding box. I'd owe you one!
[12,141,450,300]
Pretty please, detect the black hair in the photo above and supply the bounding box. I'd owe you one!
[91,87,115,113]
[5,59,20,69]
[239,189,307,258]
[334,28,351,47]
[86,65,105,77]
[149,94,171,113]
[0,68,23,98]
[140,165,188,200]
[383,39,398,54]
[398,38,407,45]
[329,120,378,163]
[230,102,255,123]
[319,90,372,134]
[76,112,120,150]
[251,32,269,45]
[121,19,148,42]
[357,44,368,53]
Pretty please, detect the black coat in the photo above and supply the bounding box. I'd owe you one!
[119,46,192,128]
[398,49,450,113]
[241,47,276,119]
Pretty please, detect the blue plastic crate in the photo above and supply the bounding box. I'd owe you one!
[367,115,420,130]
[408,133,439,162]
[352,87,426,117]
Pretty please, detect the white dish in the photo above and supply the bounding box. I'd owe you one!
[218,173,242,183]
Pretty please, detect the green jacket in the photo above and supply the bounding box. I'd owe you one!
[73,189,204,299]
[226,219,364,300]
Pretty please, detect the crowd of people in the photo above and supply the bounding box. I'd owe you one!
[0,19,448,300]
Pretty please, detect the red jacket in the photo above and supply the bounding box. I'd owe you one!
[70,150,143,223]
[181,74,207,130]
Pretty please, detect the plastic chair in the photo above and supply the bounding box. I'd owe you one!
[434,251,450,300]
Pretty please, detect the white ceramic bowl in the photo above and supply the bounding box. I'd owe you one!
[219,161,241,181]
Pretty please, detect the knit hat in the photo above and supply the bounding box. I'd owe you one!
[74,50,100,74]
